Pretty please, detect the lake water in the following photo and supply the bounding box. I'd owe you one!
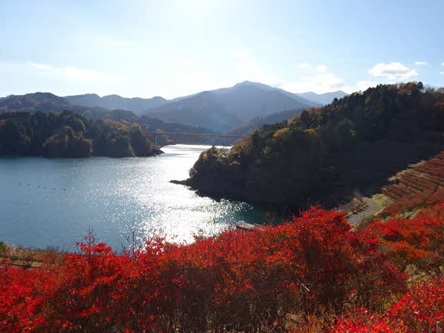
[0,145,268,252]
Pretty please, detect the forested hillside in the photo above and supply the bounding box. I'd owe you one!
[0,92,108,119]
[0,111,157,158]
[225,107,306,137]
[187,82,444,209]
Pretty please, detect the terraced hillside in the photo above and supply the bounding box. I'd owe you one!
[377,151,444,217]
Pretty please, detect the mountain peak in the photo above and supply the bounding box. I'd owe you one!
[234,81,271,89]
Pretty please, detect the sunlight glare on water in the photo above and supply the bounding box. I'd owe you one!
[0,145,264,251]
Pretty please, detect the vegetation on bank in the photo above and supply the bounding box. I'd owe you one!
[1,201,443,332]
[187,82,444,209]
[0,242,55,269]
[0,111,158,158]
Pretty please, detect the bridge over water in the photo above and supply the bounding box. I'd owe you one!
[146,132,247,149]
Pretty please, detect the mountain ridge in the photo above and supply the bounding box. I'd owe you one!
[65,94,166,114]
[61,81,346,132]
[1,82,349,134]
[143,81,321,132]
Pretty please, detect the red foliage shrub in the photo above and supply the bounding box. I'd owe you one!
[0,266,47,332]
[390,277,444,332]
[0,207,410,332]
[332,307,404,333]
[369,202,444,275]
[333,277,444,333]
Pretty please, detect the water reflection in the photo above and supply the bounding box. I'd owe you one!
[0,145,265,251]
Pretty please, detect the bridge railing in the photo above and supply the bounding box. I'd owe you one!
[145,132,247,149]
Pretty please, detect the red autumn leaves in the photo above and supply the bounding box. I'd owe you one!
[1,204,443,332]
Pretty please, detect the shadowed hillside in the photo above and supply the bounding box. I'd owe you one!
[186,82,444,210]
[225,107,306,137]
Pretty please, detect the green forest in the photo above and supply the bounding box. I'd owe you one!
[0,111,157,158]
[188,82,444,210]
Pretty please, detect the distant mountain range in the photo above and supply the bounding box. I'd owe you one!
[1,82,347,134]
[0,93,216,146]
[65,81,347,132]
[65,94,166,114]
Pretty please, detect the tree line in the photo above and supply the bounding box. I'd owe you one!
[0,111,157,158]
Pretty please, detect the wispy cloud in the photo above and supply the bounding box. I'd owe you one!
[31,63,54,70]
[414,61,428,66]
[233,52,264,81]
[296,63,310,70]
[315,65,327,73]
[283,64,345,93]
[285,73,345,93]
[296,63,328,74]
[232,51,283,87]
[28,62,120,83]
[369,62,418,80]
[285,63,345,93]
[356,80,378,91]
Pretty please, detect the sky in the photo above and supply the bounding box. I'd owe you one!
[0,0,443,99]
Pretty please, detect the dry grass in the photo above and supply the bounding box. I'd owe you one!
[0,241,64,268]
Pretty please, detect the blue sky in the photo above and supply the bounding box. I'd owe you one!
[0,0,442,98]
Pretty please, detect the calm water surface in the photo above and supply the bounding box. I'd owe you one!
[0,145,268,251]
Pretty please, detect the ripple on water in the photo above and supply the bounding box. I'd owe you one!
[0,145,266,251]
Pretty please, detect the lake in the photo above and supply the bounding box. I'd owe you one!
[0,145,269,252]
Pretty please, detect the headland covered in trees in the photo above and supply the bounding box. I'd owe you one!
[186,82,444,211]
